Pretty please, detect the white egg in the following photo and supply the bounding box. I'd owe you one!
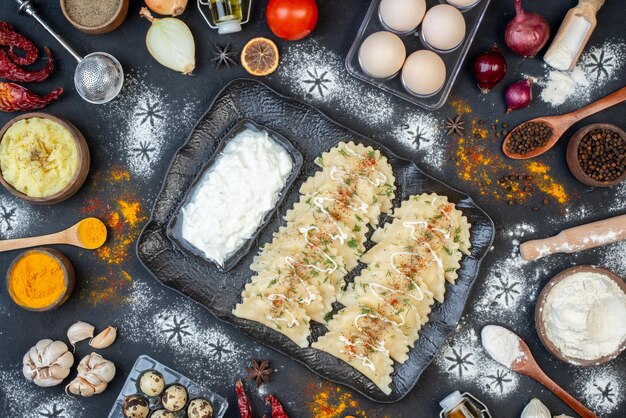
[401,50,446,96]
[379,0,427,34]
[446,0,480,9]
[359,31,406,79]
[421,5,466,52]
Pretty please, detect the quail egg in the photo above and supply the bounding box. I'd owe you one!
[139,370,165,397]
[149,410,175,418]
[161,384,188,412]
[401,50,446,96]
[358,31,406,79]
[187,398,214,418]
[421,4,466,52]
[122,394,150,418]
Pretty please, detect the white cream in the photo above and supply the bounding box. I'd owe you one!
[181,128,293,266]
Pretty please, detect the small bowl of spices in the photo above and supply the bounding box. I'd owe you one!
[567,123,626,187]
[0,113,90,205]
[61,0,129,35]
[6,248,75,312]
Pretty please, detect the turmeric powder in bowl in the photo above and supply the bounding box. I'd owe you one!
[7,249,75,311]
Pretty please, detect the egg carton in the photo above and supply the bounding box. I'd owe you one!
[346,0,491,110]
[108,355,228,418]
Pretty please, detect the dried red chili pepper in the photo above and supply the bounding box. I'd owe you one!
[0,22,39,66]
[0,82,62,112]
[235,379,254,418]
[0,47,54,83]
[265,395,289,418]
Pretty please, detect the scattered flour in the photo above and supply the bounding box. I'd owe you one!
[537,40,625,108]
[435,323,520,397]
[115,279,261,386]
[104,70,200,179]
[0,370,84,417]
[0,195,41,239]
[475,223,545,316]
[279,40,446,171]
[573,366,625,414]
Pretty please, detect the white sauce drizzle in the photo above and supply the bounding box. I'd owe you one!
[313,196,349,244]
[265,304,300,328]
[338,336,377,372]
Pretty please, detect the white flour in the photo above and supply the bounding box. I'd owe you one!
[435,323,520,397]
[279,40,446,171]
[104,70,200,179]
[573,366,625,414]
[481,325,524,368]
[0,195,41,239]
[542,271,626,362]
[536,40,625,108]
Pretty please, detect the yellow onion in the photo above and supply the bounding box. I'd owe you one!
[140,7,195,75]
[145,0,188,17]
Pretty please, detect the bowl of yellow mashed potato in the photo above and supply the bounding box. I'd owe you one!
[0,113,90,204]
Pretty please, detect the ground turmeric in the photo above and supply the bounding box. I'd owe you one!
[9,251,67,309]
[77,217,107,249]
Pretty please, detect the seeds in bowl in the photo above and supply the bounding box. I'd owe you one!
[64,0,121,28]
[577,128,625,183]
[506,122,553,155]
[0,117,79,198]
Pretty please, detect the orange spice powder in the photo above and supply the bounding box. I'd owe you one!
[306,383,389,418]
[449,97,571,206]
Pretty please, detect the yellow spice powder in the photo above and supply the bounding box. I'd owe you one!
[0,118,79,197]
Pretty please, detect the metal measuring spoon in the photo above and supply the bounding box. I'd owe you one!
[14,0,124,104]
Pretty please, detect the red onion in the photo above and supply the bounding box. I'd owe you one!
[473,44,507,93]
[505,78,533,113]
[505,0,550,57]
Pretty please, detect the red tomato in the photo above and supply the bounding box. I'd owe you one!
[266,0,318,41]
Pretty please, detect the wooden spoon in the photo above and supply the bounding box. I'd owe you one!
[483,325,599,418]
[0,217,107,252]
[503,86,626,159]
[519,213,626,261]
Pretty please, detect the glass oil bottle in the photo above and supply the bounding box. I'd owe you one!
[198,0,249,34]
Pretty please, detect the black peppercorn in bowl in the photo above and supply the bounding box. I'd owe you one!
[567,123,626,187]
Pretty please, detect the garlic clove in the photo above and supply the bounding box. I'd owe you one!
[41,341,70,366]
[89,326,117,349]
[55,351,75,369]
[520,398,551,418]
[48,364,71,380]
[67,321,95,350]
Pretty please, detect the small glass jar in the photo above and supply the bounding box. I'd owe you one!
[439,391,492,418]
[197,0,252,34]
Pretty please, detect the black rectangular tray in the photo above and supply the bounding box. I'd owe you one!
[166,119,304,272]
[346,0,491,110]
[137,79,495,403]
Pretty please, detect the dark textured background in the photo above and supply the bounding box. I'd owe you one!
[0,0,624,417]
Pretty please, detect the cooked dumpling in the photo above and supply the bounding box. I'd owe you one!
[313,305,408,395]
[233,295,311,347]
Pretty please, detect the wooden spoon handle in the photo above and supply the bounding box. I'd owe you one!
[0,231,65,252]
[533,371,599,418]
[520,213,626,260]
[568,86,626,122]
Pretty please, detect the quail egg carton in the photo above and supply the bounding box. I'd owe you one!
[108,355,228,418]
[346,0,491,110]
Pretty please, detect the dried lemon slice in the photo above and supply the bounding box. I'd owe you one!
[241,37,279,76]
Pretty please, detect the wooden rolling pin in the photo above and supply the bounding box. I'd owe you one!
[520,214,626,261]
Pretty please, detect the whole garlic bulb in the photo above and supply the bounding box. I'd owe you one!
[520,398,551,418]
[65,353,116,397]
[23,339,74,387]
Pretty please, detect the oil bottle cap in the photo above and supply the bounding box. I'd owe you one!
[217,20,242,34]
[440,391,464,411]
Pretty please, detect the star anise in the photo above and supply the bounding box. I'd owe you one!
[211,43,237,69]
[246,359,274,386]
[445,115,465,136]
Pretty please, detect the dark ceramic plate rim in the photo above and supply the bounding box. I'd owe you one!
[166,119,304,273]
[136,79,495,403]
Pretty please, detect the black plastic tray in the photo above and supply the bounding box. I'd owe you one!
[346,0,491,110]
[137,79,495,402]
[167,119,303,272]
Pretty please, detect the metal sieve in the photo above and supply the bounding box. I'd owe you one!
[15,0,124,104]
